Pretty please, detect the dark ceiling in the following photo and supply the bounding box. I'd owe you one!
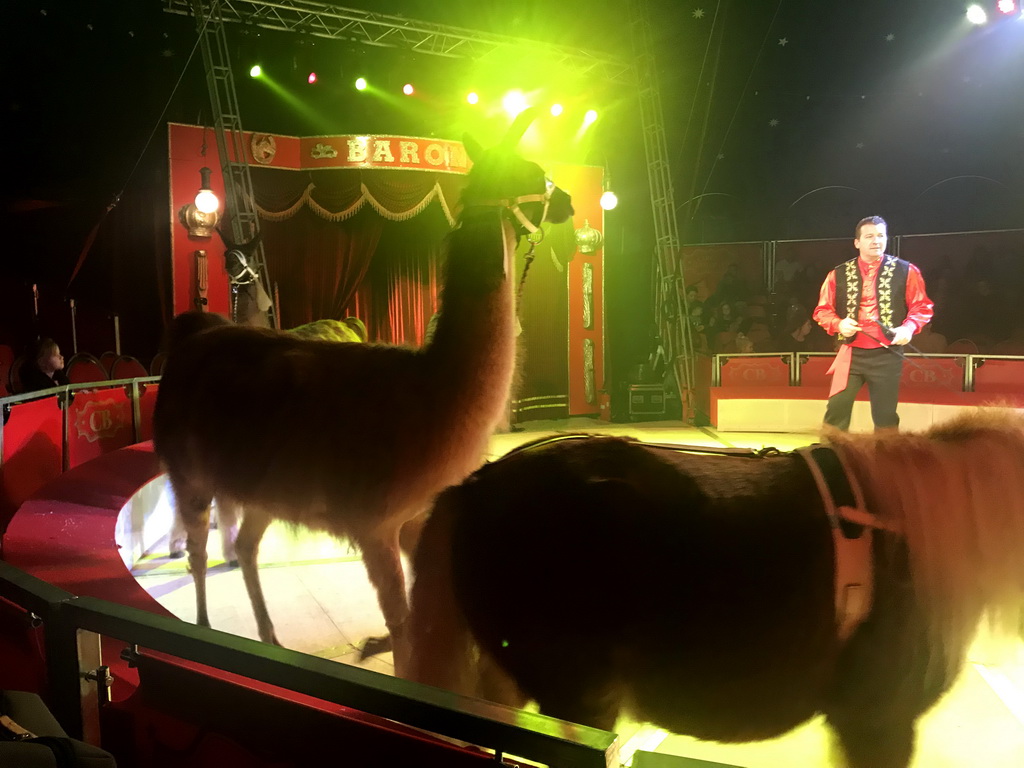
[4,1,1023,241]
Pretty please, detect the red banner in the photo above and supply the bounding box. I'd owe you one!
[236,128,470,173]
[720,356,789,387]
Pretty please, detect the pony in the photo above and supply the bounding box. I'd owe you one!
[404,410,1024,768]
[152,111,573,660]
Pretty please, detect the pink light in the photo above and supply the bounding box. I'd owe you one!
[308,72,317,84]
[997,0,1016,14]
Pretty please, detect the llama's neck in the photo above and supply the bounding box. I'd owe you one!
[423,217,519,422]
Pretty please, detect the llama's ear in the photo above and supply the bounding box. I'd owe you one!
[501,107,538,149]
[463,134,484,162]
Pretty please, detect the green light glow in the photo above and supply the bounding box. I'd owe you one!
[249,64,262,78]
[502,89,528,118]
[355,77,368,91]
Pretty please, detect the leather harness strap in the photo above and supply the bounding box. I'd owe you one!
[797,445,875,643]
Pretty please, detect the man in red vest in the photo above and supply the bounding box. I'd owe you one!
[812,216,934,431]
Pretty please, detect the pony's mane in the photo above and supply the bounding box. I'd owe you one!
[826,408,1024,678]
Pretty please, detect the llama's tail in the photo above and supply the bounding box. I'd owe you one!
[162,310,232,356]
[832,411,1024,678]
[402,485,478,695]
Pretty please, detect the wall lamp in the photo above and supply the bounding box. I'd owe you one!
[179,166,220,238]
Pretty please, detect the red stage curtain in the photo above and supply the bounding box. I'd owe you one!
[260,206,382,329]
[252,168,464,341]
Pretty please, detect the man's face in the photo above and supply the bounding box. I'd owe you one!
[855,223,887,262]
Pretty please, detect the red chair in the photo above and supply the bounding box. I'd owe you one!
[98,351,118,375]
[110,355,148,380]
[0,344,14,396]
[65,353,109,385]
[945,338,979,355]
[7,356,25,394]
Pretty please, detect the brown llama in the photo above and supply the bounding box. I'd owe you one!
[153,115,573,658]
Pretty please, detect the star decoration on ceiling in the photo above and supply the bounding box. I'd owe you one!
[778,38,788,47]
[856,142,865,149]
[769,118,780,128]
[693,8,705,19]
[717,153,725,160]
[885,33,895,42]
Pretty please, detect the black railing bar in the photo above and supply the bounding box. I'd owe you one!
[62,596,616,768]
[0,377,162,408]
[0,561,76,615]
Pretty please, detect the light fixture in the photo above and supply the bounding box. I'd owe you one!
[600,190,619,210]
[966,4,988,24]
[574,219,604,254]
[179,167,220,238]
[403,83,414,95]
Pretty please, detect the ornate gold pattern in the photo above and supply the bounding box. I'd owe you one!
[877,256,896,329]
[310,142,338,159]
[583,262,593,329]
[584,338,595,404]
[250,133,277,164]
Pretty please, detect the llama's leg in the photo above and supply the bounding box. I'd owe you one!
[214,497,240,567]
[825,711,915,768]
[398,512,427,558]
[168,510,186,558]
[174,485,213,627]
[232,508,279,646]
[476,651,528,709]
[359,533,410,667]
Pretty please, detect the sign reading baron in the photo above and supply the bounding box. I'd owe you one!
[291,135,469,173]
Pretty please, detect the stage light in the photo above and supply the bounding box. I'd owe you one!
[466,91,479,105]
[583,109,599,125]
[550,103,564,117]
[966,4,988,24]
[403,83,414,96]
[997,0,1017,14]
[600,190,619,211]
[355,77,368,91]
[249,64,262,77]
[307,72,317,84]
[502,89,528,118]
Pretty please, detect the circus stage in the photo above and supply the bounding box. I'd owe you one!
[122,416,1024,768]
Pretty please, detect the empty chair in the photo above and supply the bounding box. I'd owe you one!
[98,350,118,375]
[149,352,167,376]
[945,338,979,355]
[110,354,148,380]
[65,352,108,384]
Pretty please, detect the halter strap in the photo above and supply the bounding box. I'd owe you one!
[464,180,554,235]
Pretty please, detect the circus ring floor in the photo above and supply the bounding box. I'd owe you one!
[127,417,1024,768]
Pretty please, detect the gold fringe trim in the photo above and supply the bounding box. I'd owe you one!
[256,181,456,226]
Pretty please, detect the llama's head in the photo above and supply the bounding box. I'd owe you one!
[460,109,573,239]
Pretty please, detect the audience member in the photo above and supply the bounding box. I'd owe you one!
[19,337,68,393]
[911,322,947,354]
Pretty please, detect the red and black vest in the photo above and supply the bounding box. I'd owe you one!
[835,254,909,343]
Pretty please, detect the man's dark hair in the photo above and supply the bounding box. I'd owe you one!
[855,215,887,239]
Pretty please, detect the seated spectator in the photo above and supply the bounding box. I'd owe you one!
[19,337,69,393]
[912,322,947,354]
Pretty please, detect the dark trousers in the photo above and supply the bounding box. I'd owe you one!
[824,346,905,431]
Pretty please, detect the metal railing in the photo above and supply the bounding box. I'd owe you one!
[0,559,616,767]
[709,351,1013,392]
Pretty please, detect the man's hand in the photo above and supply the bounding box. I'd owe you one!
[890,325,913,346]
[838,317,861,337]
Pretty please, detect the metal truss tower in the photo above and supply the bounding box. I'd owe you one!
[188,0,276,327]
[628,0,695,418]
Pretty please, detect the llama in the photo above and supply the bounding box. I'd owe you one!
[153,115,573,660]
